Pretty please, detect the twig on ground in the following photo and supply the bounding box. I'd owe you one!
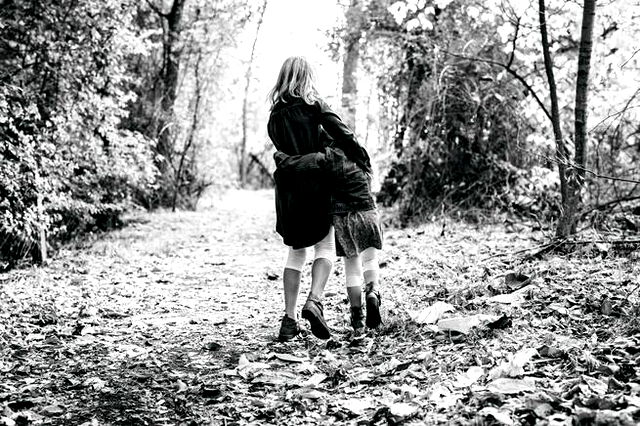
[481,238,640,262]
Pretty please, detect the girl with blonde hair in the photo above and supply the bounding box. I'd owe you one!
[268,56,381,341]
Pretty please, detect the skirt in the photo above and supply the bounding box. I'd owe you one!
[333,209,383,258]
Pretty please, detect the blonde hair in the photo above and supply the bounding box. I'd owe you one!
[269,56,319,106]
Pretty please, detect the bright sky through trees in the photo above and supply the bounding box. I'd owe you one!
[256,0,342,103]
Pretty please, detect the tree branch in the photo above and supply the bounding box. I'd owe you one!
[506,17,521,70]
[441,49,552,121]
[145,0,168,17]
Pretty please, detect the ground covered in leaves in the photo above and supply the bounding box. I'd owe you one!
[1,190,639,425]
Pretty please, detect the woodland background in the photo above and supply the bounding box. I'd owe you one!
[1,0,640,267]
[1,1,640,425]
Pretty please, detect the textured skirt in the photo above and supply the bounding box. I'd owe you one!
[333,209,383,258]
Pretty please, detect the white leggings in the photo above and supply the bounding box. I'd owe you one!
[284,227,335,271]
[344,247,379,288]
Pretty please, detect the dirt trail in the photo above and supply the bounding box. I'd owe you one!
[1,190,639,425]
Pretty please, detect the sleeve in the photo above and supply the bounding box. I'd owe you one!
[317,101,372,174]
[273,150,327,177]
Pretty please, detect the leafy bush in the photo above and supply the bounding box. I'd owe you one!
[0,85,48,263]
[0,1,158,268]
[364,0,560,223]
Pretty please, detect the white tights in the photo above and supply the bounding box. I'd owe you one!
[284,228,335,271]
[344,247,379,288]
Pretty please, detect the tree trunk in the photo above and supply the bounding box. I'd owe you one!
[538,0,570,237]
[393,46,427,155]
[341,0,362,131]
[154,0,186,173]
[172,52,203,212]
[240,0,268,187]
[559,0,597,235]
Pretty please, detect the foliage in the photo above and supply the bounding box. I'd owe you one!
[0,0,157,266]
[125,0,257,209]
[359,0,541,223]
[0,85,48,262]
[355,0,640,225]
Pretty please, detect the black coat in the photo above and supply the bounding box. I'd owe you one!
[268,97,371,249]
[274,146,376,215]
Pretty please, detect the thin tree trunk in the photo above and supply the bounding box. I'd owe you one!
[33,163,47,264]
[538,0,570,237]
[341,0,362,131]
[240,0,268,187]
[570,0,597,211]
[172,52,203,212]
[149,0,186,175]
[555,0,597,237]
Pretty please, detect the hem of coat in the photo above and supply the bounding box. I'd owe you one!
[278,224,332,250]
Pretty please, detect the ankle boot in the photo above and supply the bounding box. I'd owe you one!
[350,306,365,336]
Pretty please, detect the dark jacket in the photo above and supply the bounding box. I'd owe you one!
[268,97,371,249]
[274,146,376,215]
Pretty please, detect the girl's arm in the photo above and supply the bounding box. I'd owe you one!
[317,101,372,174]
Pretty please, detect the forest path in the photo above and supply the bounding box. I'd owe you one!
[1,190,639,425]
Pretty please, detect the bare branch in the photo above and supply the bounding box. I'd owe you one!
[506,17,521,70]
[514,145,640,185]
[621,48,640,69]
[441,49,552,121]
[145,0,168,18]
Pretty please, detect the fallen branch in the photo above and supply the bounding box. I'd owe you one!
[581,195,640,218]
[482,238,640,262]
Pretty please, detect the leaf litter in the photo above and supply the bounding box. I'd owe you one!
[0,189,639,425]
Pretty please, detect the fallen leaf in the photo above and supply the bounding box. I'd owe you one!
[341,397,374,415]
[202,386,223,399]
[479,406,514,425]
[548,303,569,315]
[175,379,187,393]
[538,345,565,358]
[266,272,279,281]
[504,272,531,290]
[582,375,607,396]
[302,373,327,388]
[487,284,535,305]
[237,354,270,379]
[489,347,538,379]
[7,400,35,411]
[388,402,419,418]
[297,389,325,400]
[83,377,106,391]
[41,404,65,417]
[487,314,512,329]
[398,383,423,397]
[453,366,484,388]
[0,417,16,426]
[486,378,536,394]
[408,301,454,324]
[531,402,553,418]
[429,383,461,409]
[274,353,307,363]
[437,314,499,334]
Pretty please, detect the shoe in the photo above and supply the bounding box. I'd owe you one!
[350,306,365,336]
[278,314,300,342]
[365,285,382,329]
[301,297,331,339]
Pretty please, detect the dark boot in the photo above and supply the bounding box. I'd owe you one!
[278,314,300,342]
[350,306,365,336]
[301,297,331,339]
[365,284,382,329]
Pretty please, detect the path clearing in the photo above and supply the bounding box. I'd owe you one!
[1,190,639,425]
